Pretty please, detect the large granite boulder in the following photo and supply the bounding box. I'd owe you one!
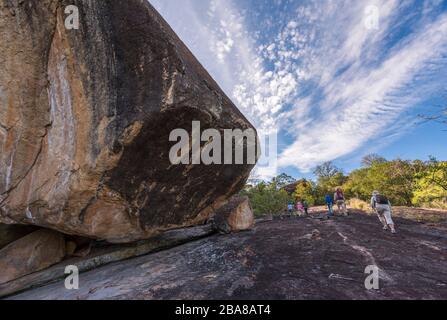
[0,229,66,284]
[0,0,257,242]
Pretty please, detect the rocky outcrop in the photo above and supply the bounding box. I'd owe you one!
[0,224,38,249]
[0,229,66,285]
[0,0,256,242]
[213,196,255,234]
[8,211,447,300]
[0,224,214,298]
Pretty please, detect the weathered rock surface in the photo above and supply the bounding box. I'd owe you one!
[0,229,65,285]
[0,224,214,298]
[0,223,38,249]
[213,196,255,234]
[0,0,256,242]
[8,212,447,300]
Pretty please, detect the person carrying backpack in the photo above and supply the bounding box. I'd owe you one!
[287,202,294,214]
[303,200,309,216]
[325,194,334,217]
[371,191,396,234]
[296,200,305,217]
[334,188,348,216]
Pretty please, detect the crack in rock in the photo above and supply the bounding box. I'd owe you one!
[337,231,394,283]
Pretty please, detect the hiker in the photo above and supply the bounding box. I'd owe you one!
[371,191,396,234]
[334,188,348,216]
[296,200,305,217]
[287,202,294,214]
[303,200,309,216]
[325,194,334,217]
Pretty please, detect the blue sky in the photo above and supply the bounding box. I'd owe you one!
[150,0,447,180]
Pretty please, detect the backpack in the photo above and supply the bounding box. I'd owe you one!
[335,191,344,201]
[375,194,389,205]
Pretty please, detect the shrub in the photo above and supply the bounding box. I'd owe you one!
[347,198,371,212]
[241,182,293,217]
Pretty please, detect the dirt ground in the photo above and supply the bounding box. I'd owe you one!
[9,209,447,300]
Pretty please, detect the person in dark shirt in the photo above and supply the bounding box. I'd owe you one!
[302,200,309,216]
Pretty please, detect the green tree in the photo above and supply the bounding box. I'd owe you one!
[241,181,293,216]
[412,158,447,208]
[272,173,297,189]
[361,154,387,167]
[313,162,341,179]
[314,171,348,203]
[422,157,447,191]
[244,156,447,213]
[343,159,419,206]
[413,173,447,208]
[293,180,316,206]
[344,168,370,200]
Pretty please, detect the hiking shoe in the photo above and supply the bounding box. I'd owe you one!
[391,230,397,234]
[383,226,389,231]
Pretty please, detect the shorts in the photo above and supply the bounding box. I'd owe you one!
[336,200,345,206]
[376,204,394,225]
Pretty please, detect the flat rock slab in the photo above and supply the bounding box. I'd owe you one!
[8,212,447,300]
[0,225,214,298]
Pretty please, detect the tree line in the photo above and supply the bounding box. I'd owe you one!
[242,155,447,216]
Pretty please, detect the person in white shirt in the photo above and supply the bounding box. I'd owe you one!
[371,191,396,234]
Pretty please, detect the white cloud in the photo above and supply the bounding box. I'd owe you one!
[150,0,447,176]
[278,1,447,171]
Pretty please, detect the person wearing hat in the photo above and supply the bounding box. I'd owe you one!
[371,191,396,234]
